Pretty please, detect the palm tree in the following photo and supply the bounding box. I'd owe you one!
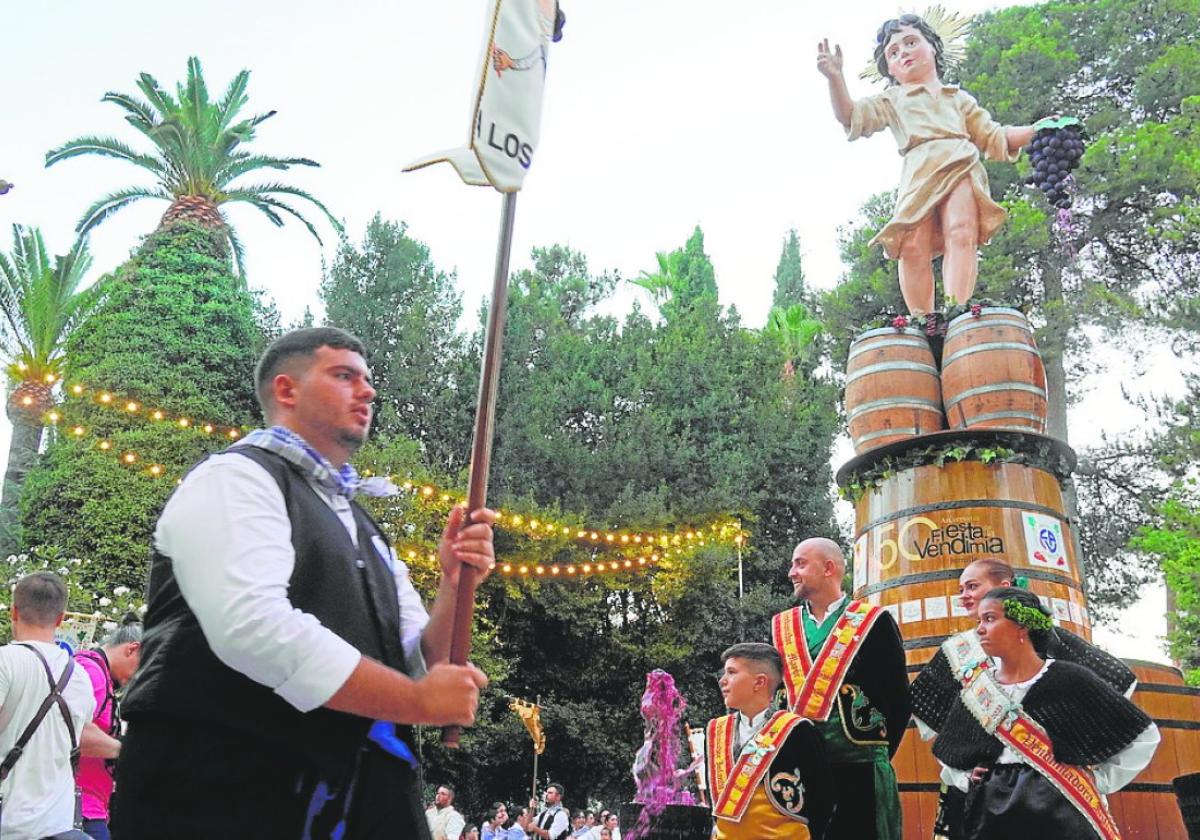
[45,56,340,276]
[630,250,686,306]
[764,304,824,380]
[0,226,104,551]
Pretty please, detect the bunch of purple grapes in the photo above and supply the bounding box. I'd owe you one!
[1026,123,1085,209]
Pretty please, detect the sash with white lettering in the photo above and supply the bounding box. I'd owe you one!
[772,600,883,720]
[708,711,805,823]
[957,669,1123,840]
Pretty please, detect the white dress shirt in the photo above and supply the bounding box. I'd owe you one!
[0,640,96,840]
[938,660,1160,794]
[154,448,430,713]
[805,593,848,624]
[735,706,773,755]
[535,805,569,839]
[426,804,466,840]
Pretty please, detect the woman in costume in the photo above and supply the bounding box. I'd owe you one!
[933,587,1158,839]
[816,13,1040,316]
[912,559,1137,839]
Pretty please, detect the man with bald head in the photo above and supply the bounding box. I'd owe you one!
[770,538,910,839]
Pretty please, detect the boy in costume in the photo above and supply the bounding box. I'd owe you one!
[704,643,833,839]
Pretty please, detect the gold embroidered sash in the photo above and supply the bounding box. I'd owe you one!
[772,600,883,720]
[708,711,805,823]
[958,668,1122,840]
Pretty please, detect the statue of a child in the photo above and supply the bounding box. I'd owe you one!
[817,14,1039,316]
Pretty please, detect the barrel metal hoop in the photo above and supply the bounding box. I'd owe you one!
[897,782,943,792]
[847,397,944,422]
[1118,782,1178,793]
[942,341,1041,367]
[1154,718,1200,731]
[846,360,940,384]
[856,498,1067,536]
[953,410,1047,426]
[1136,682,1200,697]
[949,422,1048,434]
[856,566,1081,597]
[847,337,931,363]
[944,382,1047,410]
[856,427,919,444]
[945,317,1033,339]
[853,326,929,341]
[947,307,1028,327]
[901,635,952,650]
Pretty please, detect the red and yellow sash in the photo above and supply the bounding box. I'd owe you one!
[959,669,1122,840]
[772,600,883,720]
[707,711,804,823]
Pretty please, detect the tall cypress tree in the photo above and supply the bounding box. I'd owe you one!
[770,228,812,310]
[19,223,261,592]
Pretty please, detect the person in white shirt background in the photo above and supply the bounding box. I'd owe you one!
[0,572,96,840]
[426,784,466,840]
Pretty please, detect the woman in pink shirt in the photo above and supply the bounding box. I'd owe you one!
[75,620,142,840]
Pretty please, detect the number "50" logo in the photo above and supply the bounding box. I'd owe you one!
[857,516,938,576]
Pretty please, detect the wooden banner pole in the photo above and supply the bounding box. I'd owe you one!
[443,191,518,747]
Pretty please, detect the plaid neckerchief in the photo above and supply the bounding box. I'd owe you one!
[239,426,396,498]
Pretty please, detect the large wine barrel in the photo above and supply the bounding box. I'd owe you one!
[844,437,1087,667]
[941,307,1048,434]
[845,326,945,455]
[838,430,1080,839]
[1107,661,1200,840]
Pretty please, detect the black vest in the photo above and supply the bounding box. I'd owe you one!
[122,446,411,775]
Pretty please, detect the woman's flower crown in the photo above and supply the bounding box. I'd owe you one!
[1003,598,1053,632]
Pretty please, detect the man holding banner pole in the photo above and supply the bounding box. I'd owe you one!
[110,328,495,840]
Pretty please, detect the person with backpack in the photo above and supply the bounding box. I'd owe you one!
[0,572,95,840]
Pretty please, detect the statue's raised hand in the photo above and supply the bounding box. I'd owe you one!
[817,38,844,79]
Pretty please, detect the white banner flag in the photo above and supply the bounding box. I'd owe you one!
[404,0,560,192]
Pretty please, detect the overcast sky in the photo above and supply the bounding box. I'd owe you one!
[0,0,1185,658]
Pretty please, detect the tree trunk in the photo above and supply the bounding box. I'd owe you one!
[1040,258,1087,596]
[0,416,42,555]
[1044,348,1070,443]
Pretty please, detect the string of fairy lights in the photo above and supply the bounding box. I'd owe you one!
[390,542,680,577]
[37,380,749,576]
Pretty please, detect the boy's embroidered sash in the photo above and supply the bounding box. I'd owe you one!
[772,600,883,719]
[958,668,1122,840]
[708,711,804,823]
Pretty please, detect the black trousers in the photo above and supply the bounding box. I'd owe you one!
[825,762,878,839]
[110,716,429,840]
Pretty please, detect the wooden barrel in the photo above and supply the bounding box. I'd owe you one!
[838,430,1081,839]
[845,326,945,455]
[941,307,1048,433]
[1107,661,1200,840]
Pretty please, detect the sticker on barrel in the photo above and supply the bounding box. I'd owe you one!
[1021,512,1068,571]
